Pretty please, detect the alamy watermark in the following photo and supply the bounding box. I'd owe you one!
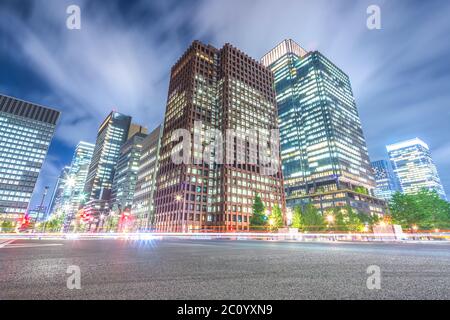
[366,265,381,290]
[66,5,81,30]
[367,5,381,30]
[66,265,81,290]
[170,121,281,176]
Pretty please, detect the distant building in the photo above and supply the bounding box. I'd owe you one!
[111,131,148,214]
[0,94,60,224]
[371,160,402,201]
[48,166,70,218]
[387,138,447,200]
[84,112,132,201]
[61,141,95,230]
[27,205,48,222]
[127,124,148,140]
[261,40,385,216]
[132,125,163,231]
[83,112,132,228]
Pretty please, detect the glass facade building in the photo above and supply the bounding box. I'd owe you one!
[111,132,148,213]
[82,112,132,228]
[132,125,163,231]
[387,138,447,200]
[262,40,385,216]
[84,112,132,202]
[60,141,95,230]
[154,41,285,232]
[371,160,402,201]
[0,94,60,224]
[47,166,70,218]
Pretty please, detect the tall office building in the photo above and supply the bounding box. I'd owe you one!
[84,112,132,201]
[61,141,95,230]
[132,125,163,231]
[83,112,132,224]
[111,131,148,213]
[387,138,447,200]
[48,166,70,217]
[0,94,60,224]
[154,41,285,232]
[262,39,386,216]
[371,160,402,201]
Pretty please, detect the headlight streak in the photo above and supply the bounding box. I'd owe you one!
[0,232,449,242]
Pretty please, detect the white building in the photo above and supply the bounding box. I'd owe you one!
[387,138,446,200]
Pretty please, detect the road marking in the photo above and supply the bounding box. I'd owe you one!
[0,240,15,248]
[2,243,63,249]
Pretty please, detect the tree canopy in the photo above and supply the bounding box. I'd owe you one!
[269,204,283,230]
[250,194,267,227]
[389,189,450,229]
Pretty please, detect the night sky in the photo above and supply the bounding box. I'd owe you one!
[0,0,449,209]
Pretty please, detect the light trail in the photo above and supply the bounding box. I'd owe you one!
[0,232,449,242]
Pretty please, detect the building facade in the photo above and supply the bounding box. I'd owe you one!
[387,138,447,200]
[132,125,163,231]
[261,39,385,216]
[60,141,95,230]
[111,132,148,213]
[371,160,402,201]
[154,41,285,232]
[0,94,60,224]
[47,166,70,218]
[83,112,132,226]
[84,112,132,202]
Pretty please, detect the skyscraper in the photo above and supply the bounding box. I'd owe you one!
[387,138,446,200]
[132,125,163,231]
[83,112,132,227]
[84,112,132,201]
[111,131,148,214]
[262,39,386,216]
[154,41,285,232]
[0,94,60,225]
[371,160,402,201]
[61,141,95,230]
[47,166,70,218]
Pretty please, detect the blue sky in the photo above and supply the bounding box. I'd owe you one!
[0,0,449,208]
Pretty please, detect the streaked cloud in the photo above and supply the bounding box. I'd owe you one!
[0,0,449,204]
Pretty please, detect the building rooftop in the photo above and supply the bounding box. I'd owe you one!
[386,138,429,152]
[261,39,308,67]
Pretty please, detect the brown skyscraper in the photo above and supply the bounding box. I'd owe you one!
[154,41,285,232]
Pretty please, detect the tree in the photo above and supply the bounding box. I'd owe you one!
[354,186,369,195]
[269,204,283,230]
[389,189,450,229]
[416,189,450,229]
[1,221,14,233]
[250,194,267,228]
[43,214,65,232]
[291,206,303,230]
[302,204,326,231]
[357,212,380,226]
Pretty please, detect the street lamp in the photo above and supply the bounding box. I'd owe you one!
[326,214,335,224]
[34,186,49,232]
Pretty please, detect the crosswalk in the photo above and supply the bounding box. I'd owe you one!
[0,239,15,248]
[0,239,63,249]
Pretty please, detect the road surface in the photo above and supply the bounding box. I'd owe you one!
[1,238,449,299]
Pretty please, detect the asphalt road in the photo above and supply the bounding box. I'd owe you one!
[1,238,449,300]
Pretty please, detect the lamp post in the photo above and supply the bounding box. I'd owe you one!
[34,186,49,232]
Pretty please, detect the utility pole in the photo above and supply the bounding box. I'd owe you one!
[34,186,49,232]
